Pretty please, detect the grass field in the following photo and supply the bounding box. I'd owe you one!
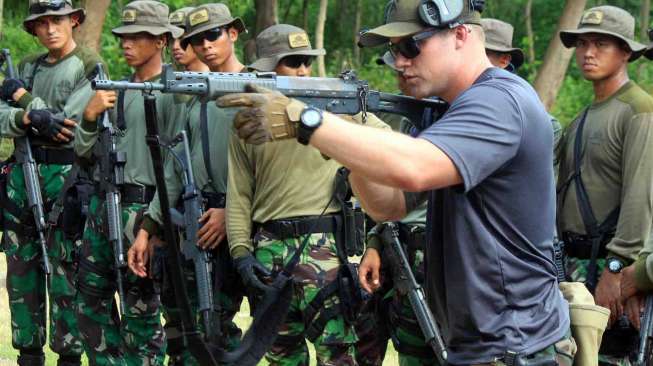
[0,253,399,365]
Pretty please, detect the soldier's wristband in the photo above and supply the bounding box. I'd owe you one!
[231,245,252,260]
[16,92,33,109]
[14,111,26,130]
[140,215,161,237]
[81,118,98,132]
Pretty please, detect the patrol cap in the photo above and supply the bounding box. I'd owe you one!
[249,24,325,72]
[24,0,86,35]
[481,18,524,69]
[112,0,183,39]
[559,5,646,62]
[358,0,482,48]
[181,4,246,45]
[169,7,195,33]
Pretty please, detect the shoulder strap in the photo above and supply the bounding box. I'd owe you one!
[200,102,218,188]
[116,77,130,130]
[24,54,47,92]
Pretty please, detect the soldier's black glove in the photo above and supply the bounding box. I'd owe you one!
[28,109,67,141]
[1,78,25,102]
[234,254,272,292]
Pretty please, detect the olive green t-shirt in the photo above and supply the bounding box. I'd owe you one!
[0,46,102,148]
[226,113,389,256]
[557,81,653,261]
[145,97,234,226]
[75,74,186,187]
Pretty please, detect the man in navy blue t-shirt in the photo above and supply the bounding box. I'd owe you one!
[217,0,573,364]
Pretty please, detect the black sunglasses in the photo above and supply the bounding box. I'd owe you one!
[389,28,442,59]
[30,0,67,15]
[186,27,224,48]
[280,55,314,69]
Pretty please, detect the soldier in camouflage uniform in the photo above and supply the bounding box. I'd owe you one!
[127,4,247,365]
[225,24,387,366]
[557,6,653,366]
[169,7,209,74]
[73,1,185,365]
[0,1,103,365]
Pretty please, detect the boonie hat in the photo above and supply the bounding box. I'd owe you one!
[559,5,646,62]
[481,18,524,69]
[359,0,482,48]
[181,3,246,47]
[169,7,195,33]
[249,24,325,72]
[112,0,183,39]
[24,0,86,35]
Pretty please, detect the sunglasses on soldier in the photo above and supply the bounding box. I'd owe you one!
[280,55,314,69]
[389,28,442,60]
[187,27,225,47]
[30,0,67,14]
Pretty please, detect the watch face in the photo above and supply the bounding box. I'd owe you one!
[302,109,322,127]
[608,259,622,273]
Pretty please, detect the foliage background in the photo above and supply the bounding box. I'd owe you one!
[1,0,652,124]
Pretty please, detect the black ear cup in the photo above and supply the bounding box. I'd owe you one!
[418,0,467,28]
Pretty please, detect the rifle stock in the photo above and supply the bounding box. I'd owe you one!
[1,49,52,277]
[92,64,447,124]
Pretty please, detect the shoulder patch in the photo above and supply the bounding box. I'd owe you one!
[18,52,47,72]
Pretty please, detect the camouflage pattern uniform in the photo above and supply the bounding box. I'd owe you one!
[0,2,101,364]
[556,6,653,366]
[72,2,184,364]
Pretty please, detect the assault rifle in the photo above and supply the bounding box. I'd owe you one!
[637,295,653,366]
[94,64,128,317]
[93,64,447,123]
[0,49,52,278]
[384,222,448,365]
[167,130,216,342]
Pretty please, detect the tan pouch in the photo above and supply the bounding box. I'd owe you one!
[559,282,610,366]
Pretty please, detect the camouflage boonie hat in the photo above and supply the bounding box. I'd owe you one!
[358,0,481,48]
[112,0,183,39]
[24,0,86,35]
[481,18,524,69]
[559,6,646,62]
[169,7,195,33]
[181,4,246,46]
[249,24,325,72]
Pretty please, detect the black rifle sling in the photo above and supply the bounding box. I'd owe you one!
[142,93,219,366]
[571,108,620,292]
[200,102,217,187]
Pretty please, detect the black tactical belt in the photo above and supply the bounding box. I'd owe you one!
[398,224,426,251]
[120,184,156,204]
[254,215,338,239]
[201,191,226,209]
[562,231,609,259]
[31,146,75,165]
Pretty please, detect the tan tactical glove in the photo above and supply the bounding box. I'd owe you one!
[216,84,306,145]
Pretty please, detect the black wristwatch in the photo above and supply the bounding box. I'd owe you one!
[607,257,625,274]
[297,106,323,145]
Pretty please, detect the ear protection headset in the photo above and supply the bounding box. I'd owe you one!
[416,0,485,28]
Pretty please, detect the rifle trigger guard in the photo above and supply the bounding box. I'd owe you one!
[358,86,368,123]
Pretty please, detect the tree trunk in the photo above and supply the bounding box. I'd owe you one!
[525,0,535,66]
[353,0,362,67]
[73,0,111,52]
[315,0,328,76]
[303,0,310,31]
[533,0,587,111]
[245,0,278,64]
[638,0,651,78]
[0,0,4,40]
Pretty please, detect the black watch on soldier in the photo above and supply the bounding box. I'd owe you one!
[607,257,625,274]
[297,106,323,145]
